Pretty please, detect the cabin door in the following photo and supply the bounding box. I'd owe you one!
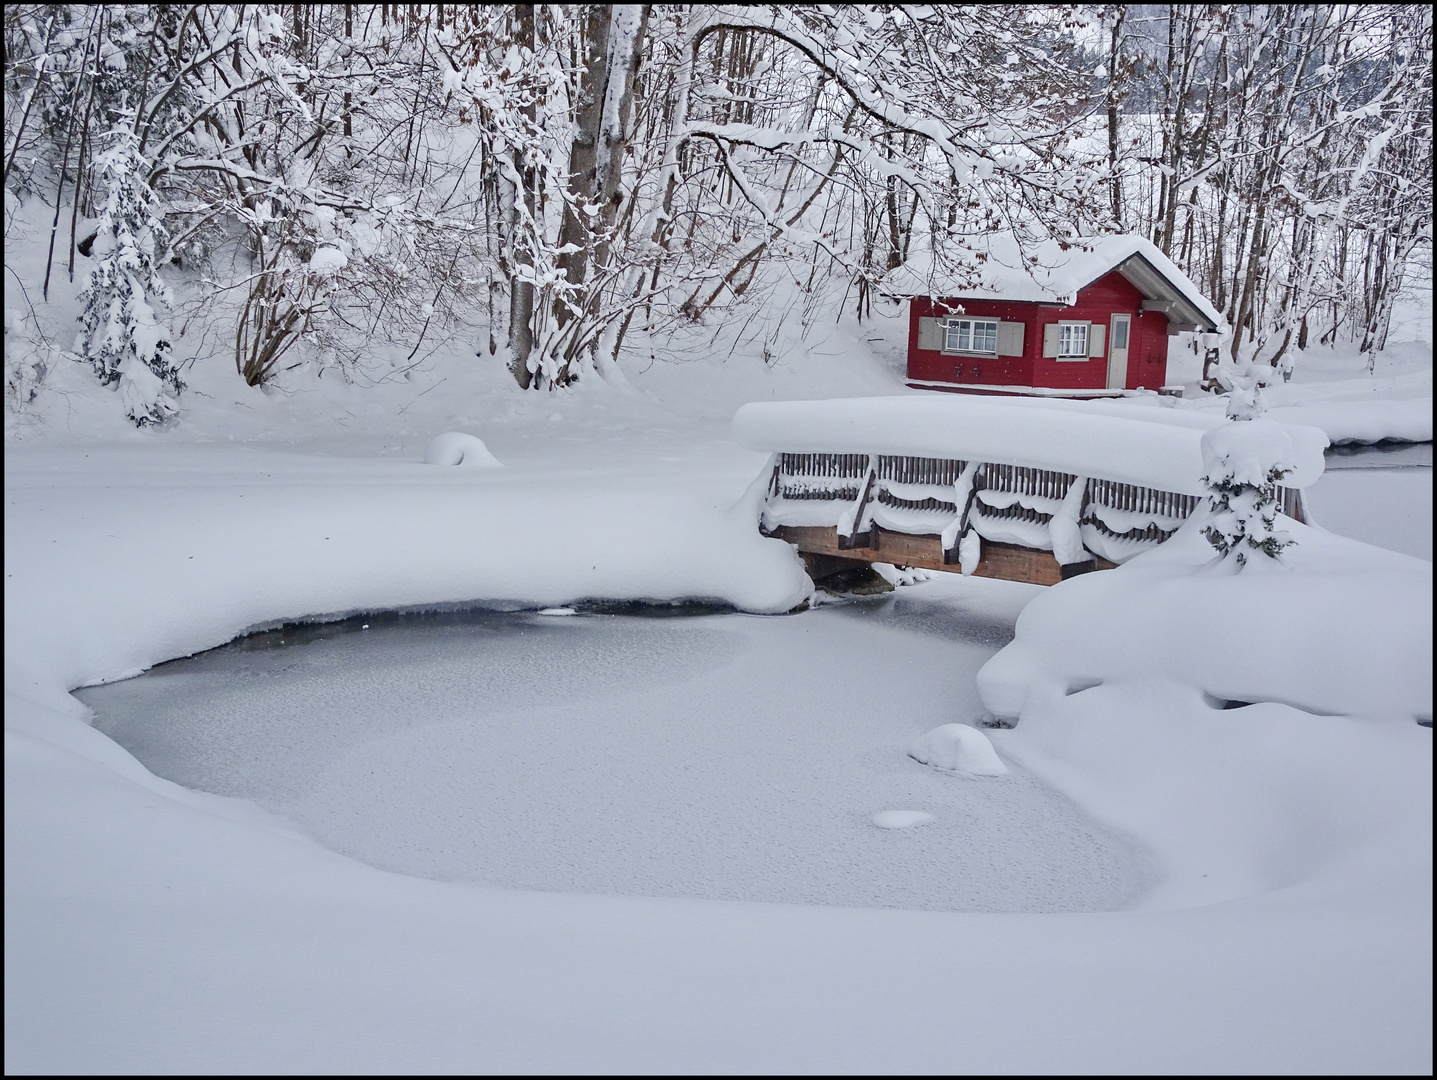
[1107,314,1131,389]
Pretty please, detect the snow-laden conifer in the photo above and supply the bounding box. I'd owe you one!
[1199,358,1296,570]
[75,119,182,426]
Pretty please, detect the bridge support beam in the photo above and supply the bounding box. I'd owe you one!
[770,525,1116,587]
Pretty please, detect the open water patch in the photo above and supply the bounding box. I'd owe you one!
[76,600,1152,914]
[1323,439,1432,470]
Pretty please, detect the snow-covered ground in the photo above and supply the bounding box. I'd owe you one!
[6,283,1433,1073]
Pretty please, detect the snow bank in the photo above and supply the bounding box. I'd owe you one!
[990,679,1432,909]
[4,447,811,701]
[973,503,1431,911]
[1268,399,1433,445]
[977,516,1432,725]
[733,396,1327,494]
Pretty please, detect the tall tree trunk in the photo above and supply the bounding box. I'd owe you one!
[1106,5,1126,229]
[508,3,537,388]
[553,5,611,334]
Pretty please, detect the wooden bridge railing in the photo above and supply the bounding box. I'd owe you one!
[762,451,1305,587]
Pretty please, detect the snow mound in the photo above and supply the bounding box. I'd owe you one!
[1268,400,1433,445]
[909,723,1009,776]
[873,562,933,586]
[1200,418,1295,489]
[423,432,502,468]
[871,810,935,829]
[974,509,1432,907]
[977,516,1432,725]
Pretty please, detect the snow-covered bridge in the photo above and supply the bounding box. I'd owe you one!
[734,396,1329,586]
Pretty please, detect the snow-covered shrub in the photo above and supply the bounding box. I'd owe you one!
[75,122,183,427]
[1200,358,1295,569]
[4,308,51,415]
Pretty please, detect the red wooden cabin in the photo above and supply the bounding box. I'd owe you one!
[888,235,1223,396]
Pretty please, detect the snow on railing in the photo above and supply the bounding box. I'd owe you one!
[737,397,1322,582]
[758,450,1306,577]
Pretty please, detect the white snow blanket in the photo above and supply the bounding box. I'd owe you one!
[734,395,1328,495]
[4,447,811,694]
[5,440,1431,1075]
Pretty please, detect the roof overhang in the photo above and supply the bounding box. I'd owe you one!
[1111,254,1220,332]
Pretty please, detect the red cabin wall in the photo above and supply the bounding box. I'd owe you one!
[908,296,1037,386]
[906,269,1173,391]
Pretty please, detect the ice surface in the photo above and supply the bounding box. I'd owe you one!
[1306,464,1432,561]
[76,604,1150,914]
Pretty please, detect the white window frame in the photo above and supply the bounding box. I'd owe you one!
[943,318,999,355]
[1057,321,1089,360]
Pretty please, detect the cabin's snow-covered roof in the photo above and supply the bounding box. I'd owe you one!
[733,396,1327,495]
[882,233,1224,332]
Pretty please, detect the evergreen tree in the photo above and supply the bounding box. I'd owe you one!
[75,118,182,426]
[1199,359,1296,570]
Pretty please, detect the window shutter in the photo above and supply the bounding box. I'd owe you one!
[1088,323,1106,358]
[1042,323,1059,358]
[917,317,944,352]
[997,321,1025,357]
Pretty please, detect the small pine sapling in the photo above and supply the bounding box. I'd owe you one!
[75,120,183,426]
[1199,357,1297,570]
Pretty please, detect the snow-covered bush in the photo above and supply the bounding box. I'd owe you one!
[1200,359,1294,569]
[74,122,183,427]
[4,307,51,414]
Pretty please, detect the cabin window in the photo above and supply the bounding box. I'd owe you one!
[944,319,998,354]
[1057,321,1089,358]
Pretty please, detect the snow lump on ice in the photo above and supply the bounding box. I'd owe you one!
[423,432,502,468]
[908,723,1008,776]
[871,810,936,829]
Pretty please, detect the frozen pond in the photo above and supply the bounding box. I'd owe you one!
[70,444,1430,915]
[76,591,1154,915]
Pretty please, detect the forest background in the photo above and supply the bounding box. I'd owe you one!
[4,4,1431,426]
